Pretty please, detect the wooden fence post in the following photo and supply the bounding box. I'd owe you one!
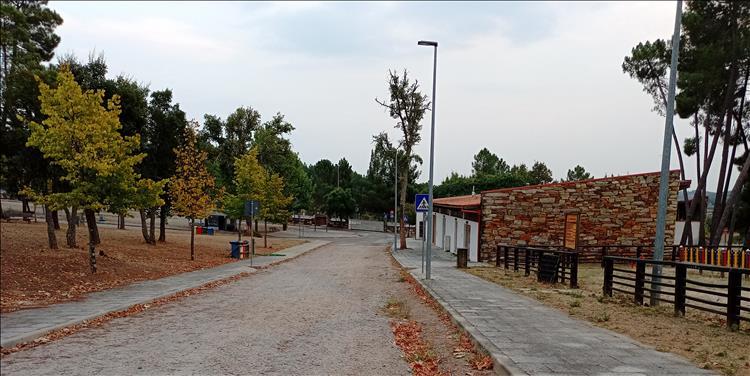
[513,247,519,272]
[600,246,608,268]
[603,258,613,296]
[674,263,686,317]
[727,269,742,331]
[570,252,579,288]
[636,246,642,259]
[634,260,645,305]
[496,245,502,267]
[524,248,531,276]
[504,247,510,270]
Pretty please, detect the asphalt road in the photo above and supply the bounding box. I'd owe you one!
[0,232,409,376]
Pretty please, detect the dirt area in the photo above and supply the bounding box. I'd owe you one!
[386,255,494,376]
[0,221,303,313]
[466,265,750,376]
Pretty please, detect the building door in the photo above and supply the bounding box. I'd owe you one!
[441,215,446,247]
[464,222,471,249]
[454,218,458,253]
[432,214,436,243]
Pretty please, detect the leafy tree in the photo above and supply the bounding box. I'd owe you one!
[222,147,265,238]
[170,123,216,261]
[26,67,143,272]
[472,148,508,177]
[375,69,429,250]
[201,107,260,192]
[566,165,592,181]
[325,187,356,221]
[143,89,187,242]
[260,171,293,246]
[0,0,62,219]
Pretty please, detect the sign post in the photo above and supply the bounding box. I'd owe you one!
[415,194,430,276]
[244,200,260,266]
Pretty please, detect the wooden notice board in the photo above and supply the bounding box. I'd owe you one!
[564,213,580,250]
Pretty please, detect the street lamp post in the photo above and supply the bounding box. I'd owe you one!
[418,40,437,279]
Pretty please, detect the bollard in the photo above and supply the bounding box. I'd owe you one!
[457,248,468,269]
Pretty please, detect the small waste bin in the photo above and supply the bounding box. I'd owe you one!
[230,241,242,258]
[206,227,215,235]
[196,226,203,235]
[457,248,468,269]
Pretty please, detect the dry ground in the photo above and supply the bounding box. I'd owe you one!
[466,265,750,376]
[0,221,303,313]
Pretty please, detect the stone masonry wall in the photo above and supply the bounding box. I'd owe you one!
[479,171,680,262]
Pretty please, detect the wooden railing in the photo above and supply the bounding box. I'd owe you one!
[603,256,750,330]
[495,245,579,288]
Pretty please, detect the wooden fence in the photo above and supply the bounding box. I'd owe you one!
[495,245,579,288]
[603,256,750,330]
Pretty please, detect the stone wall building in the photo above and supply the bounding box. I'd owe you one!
[478,170,681,262]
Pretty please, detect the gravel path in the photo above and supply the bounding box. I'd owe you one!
[1,233,408,376]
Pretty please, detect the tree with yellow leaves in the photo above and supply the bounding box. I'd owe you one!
[222,147,266,239]
[26,66,145,272]
[170,122,217,260]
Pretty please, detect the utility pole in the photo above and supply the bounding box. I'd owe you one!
[652,0,683,306]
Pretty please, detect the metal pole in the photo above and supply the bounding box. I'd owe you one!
[394,146,398,252]
[652,0,682,306]
[422,212,426,275]
[425,42,437,280]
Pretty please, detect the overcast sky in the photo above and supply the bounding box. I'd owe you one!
[48,1,722,186]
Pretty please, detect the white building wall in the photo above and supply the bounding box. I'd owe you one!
[420,212,479,262]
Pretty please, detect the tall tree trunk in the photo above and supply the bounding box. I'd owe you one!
[158,205,167,242]
[44,205,58,250]
[51,210,60,230]
[139,209,149,242]
[711,114,733,240]
[264,220,268,248]
[85,209,101,245]
[711,154,750,245]
[399,152,408,250]
[148,209,156,245]
[682,113,723,245]
[190,218,195,261]
[118,213,126,229]
[84,209,97,273]
[255,219,259,236]
[21,198,29,213]
[64,206,78,248]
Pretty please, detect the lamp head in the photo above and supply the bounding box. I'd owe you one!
[417,40,438,47]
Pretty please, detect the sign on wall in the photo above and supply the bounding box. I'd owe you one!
[564,213,580,250]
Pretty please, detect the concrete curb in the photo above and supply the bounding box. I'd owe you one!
[1,240,331,349]
[391,251,526,376]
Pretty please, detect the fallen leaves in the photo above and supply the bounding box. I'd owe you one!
[0,222,303,313]
[389,255,493,372]
[391,320,448,376]
[0,272,252,357]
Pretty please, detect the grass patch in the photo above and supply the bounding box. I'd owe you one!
[384,297,410,319]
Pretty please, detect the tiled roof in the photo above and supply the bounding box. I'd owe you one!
[433,194,481,208]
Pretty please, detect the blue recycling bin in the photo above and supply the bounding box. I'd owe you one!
[230,241,242,258]
[206,227,215,236]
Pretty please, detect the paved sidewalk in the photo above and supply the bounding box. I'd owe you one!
[393,240,714,376]
[0,240,329,348]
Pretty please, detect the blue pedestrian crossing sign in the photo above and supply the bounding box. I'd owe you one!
[415,194,430,212]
